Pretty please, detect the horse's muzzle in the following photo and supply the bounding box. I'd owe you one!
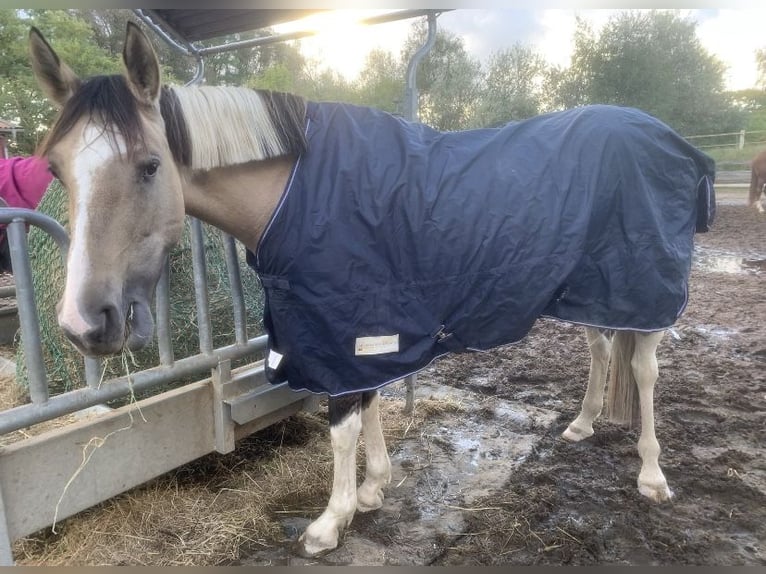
[58,299,154,356]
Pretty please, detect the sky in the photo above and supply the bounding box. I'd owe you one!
[274,8,766,92]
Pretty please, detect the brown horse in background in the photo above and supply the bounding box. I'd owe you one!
[749,149,766,212]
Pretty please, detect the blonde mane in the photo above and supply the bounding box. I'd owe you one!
[169,86,306,171]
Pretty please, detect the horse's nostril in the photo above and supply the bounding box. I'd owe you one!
[59,302,124,355]
[100,304,118,327]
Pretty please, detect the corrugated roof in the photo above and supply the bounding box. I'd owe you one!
[139,9,446,52]
[145,9,325,43]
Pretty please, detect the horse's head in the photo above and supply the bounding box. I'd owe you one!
[29,23,185,356]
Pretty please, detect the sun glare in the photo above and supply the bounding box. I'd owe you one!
[274,10,413,81]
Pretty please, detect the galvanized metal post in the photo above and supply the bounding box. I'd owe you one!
[190,218,213,354]
[402,12,438,414]
[212,359,235,453]
[222,233,248,346]
[403,11,438,123]
[7,220,47,404]
[0,480,14,566]
[156,257,174,366]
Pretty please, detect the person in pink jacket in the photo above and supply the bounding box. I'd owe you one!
[0,155,54,272]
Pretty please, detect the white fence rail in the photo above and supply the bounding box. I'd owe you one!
[685,129,766,151]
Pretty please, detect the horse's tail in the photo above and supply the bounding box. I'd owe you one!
[606,331,640,428]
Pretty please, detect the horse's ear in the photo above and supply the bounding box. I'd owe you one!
[123,21,161,106]
[28,27,81,109]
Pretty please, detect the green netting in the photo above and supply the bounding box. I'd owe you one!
[16,179,265,394]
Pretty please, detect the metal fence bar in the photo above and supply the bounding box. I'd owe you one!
[156,257,174,366]
[6,220,48,404]
[84,357,102,388]
[222,233,248,346]
[0,481,13,566]
[0,209,69,256]
[0,207,284,439]
[0,335,268,436]
[190,218,213,354]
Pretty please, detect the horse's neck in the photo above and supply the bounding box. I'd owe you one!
[181,157,295,252]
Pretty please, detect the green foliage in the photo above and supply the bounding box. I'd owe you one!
[475,43,548,126]
[558,11,742,136]
[248,64,298,92]
[0,9,122,154]
[297,67,354,103]
[353,49,404,113]
[757,48,766,89]
[0,9,751,152]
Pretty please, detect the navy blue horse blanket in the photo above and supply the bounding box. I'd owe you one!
[249,103,716,396]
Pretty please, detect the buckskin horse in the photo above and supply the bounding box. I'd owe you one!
[28,23,715,557]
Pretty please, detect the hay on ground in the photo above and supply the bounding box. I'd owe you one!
[11,394,445,566]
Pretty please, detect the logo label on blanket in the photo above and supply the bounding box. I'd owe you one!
[355,334,399,356]
[267,349,284,370]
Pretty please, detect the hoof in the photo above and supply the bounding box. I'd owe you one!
[562,424,593,442]
[356,488,384,513]
[638,480,673,502]
[294,532,339,558]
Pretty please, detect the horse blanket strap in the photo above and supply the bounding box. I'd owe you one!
[249,102,716,396]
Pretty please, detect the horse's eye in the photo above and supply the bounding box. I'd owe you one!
[142,159,160,180]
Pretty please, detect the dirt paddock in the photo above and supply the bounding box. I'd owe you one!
[9,189,766,566]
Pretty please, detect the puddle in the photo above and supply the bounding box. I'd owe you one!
[693,324,739,342]
[694,248,766,275]
[241,380,560,566]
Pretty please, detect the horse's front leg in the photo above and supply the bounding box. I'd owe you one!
[357,391,392,512]
[296,393,363,558]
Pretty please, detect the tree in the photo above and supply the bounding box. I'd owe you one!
[73,9,192,84]
[296,65,355,104]
[475,43,548,127]
[756,48,766,89]
[353,49,404,113]
[555,10,741,135]
[0,9,122,154]
[544,16,596,111]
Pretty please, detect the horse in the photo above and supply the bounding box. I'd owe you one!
[28,23,715,558]
[749,148,766,212]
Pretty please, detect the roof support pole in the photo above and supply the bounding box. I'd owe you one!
[403,11,438,122]
[402,11,438,413]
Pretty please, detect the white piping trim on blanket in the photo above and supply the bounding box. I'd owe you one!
[285,310,683,398]
[700,174,714,226]
[254,117,311,269]
[286,349,454,399]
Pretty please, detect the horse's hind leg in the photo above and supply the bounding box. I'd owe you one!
[632,330,673,501]
[562,327,613,442]
[296,393,363,558]
[357,391,392,512]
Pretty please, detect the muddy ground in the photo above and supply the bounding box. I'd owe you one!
[243,189,766,566]
[10,190,765,566]
[428,197,766,566]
